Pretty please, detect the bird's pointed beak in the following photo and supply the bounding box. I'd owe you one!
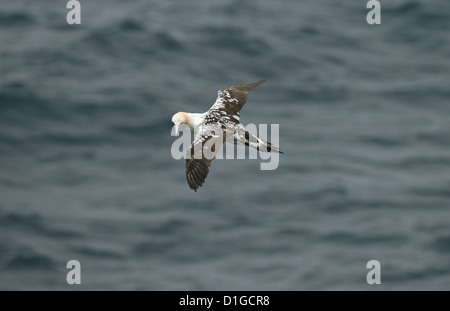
[174,124,180,136]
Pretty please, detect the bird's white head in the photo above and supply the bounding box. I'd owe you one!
[171,112,189,136]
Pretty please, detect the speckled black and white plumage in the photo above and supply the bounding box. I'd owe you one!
[179,80,282,192]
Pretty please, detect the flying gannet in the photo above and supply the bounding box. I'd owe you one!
[172,80,283,192]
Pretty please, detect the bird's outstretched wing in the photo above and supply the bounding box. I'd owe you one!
[206,80,266,125]
[185,126,225,192]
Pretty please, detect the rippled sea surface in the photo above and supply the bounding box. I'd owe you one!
[1,0,450,290]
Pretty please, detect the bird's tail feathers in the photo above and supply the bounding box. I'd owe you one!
[248,136,283,154]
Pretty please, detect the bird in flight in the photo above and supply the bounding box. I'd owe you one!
[172,80,283,192]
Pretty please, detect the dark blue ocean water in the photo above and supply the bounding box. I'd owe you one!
[1,0,450,290]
